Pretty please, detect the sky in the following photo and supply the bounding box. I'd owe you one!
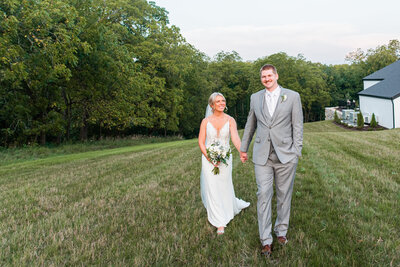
[152,0,400,65]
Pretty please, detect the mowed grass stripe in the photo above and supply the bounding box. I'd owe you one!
[0,142,198,204]
[0,139,196,173]
[289,137,363,265]
[295,129,400,265]
[330,131,399,162]
[303,130,399,211]
[0,142,198,226]
[320,132,399,184]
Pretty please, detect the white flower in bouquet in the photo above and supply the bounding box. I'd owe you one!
[206,141,231,175]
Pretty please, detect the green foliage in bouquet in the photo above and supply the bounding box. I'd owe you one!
[206,141,232,175]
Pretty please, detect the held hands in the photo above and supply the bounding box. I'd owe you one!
[240,152,248,163]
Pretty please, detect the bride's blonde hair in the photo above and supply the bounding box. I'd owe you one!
[208,92,226,111]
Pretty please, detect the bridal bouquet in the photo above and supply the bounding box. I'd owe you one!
[206,141,231,175]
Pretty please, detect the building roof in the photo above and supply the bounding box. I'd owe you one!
[358,60,400,99]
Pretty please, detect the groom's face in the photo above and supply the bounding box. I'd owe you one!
[261,69,279,91]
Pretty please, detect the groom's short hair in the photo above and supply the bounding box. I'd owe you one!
[260,64,277,75]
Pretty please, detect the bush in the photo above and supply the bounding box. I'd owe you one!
[357,111,364,129]
[370,113,377,128]
[334,110,341,123]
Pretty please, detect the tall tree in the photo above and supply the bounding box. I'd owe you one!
[178,49,211,138]
[208,51,251,128]
[0,0,83,144]
[346,39,400,76]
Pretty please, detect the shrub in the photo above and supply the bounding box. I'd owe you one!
[334,110,341,123]
[370,113,377,128]
[357,111,364,129]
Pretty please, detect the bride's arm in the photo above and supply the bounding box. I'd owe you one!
[229,117,241,152]
[198,119,210,160]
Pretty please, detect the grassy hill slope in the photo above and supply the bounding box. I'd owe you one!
[0,121,399,265]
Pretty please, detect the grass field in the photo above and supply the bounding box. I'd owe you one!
[0,135,182,167]
[1,121,399,266]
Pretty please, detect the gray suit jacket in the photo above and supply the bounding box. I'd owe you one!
[240,87,303,165]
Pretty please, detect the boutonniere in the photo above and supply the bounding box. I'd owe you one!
[281,94,287,103]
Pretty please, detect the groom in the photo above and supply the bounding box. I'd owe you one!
[240,64,303,257]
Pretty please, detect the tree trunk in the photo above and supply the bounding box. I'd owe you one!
[80,110,88,141]
[62,88,72,141]
[40,132,46,145]
[56,134,62,144]
[80,124,88,141]
[303,109,309,123]
[66,113,71,140]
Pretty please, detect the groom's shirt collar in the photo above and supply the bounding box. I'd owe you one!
[265,86,281,98]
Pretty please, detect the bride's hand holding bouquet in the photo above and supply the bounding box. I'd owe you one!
[206,140,231,175]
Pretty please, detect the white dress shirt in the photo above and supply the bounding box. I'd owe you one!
[265,86,281,116]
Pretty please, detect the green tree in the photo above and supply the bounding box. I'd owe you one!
[370,113,377,128]
[344,39,400,96]
[334,110,340,123]
[364,39,400,74]
[322,63,364,107]
[0,0,84,144]
[208,51,251,128]
[1,0,198,144]
[357,111,364,129]
[178,50,211,138]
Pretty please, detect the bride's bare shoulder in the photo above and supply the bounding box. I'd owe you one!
[201,117,210,126]
[226,114,236,123]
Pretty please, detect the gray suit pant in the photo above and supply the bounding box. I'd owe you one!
[254,145,298,246]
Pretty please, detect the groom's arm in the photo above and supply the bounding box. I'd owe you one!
[291,92,303,157]
[240,95,257,153]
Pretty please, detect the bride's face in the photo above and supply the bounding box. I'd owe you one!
[213,96,226,112]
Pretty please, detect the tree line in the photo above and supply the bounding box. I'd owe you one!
[1,0,399,146]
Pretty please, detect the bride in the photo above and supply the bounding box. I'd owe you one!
[198,92,250,235]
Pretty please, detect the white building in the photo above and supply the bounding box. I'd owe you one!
[358,60,400,129]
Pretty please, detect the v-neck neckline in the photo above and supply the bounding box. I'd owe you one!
[207,120,229,138]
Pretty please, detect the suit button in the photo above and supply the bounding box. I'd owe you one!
[268,126,271,129]
[268,138,271,142]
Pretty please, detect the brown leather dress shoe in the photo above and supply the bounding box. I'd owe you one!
[261,244,272,257]
[277,236,288,245]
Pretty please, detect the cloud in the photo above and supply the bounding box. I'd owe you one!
[181,23,399,64]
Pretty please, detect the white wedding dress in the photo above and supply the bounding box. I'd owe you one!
[200,120,250,227]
